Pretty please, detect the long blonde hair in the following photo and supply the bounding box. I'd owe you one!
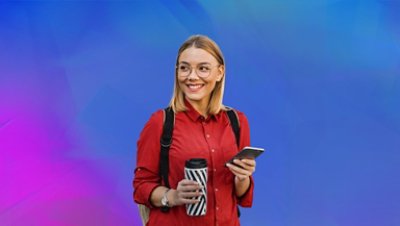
[169,35,227,115]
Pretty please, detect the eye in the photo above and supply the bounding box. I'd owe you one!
[179,65,190,71]
[198,66,211,72]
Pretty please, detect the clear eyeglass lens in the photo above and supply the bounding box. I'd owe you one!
[197,66,211,77]
[178,64,211,78]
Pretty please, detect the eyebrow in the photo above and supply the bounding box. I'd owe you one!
[179,61,211,65]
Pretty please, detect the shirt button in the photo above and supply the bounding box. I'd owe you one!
[215,188,218,192]
[206,134,210,138]
[213,168,216,172]
[211,149,215,153]
[216,206,219,211]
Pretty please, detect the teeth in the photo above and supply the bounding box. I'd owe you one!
[189,84,202,89]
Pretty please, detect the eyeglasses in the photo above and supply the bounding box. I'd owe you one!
[176,63,220,78]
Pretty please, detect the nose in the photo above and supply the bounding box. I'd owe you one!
[187,67,199,80]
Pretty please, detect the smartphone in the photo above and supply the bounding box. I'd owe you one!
[226,146,265,166]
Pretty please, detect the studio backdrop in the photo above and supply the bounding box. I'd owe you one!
[1,1,399,226]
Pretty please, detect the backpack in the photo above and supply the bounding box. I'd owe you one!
[138,107,240,225]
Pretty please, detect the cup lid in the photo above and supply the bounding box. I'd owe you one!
[185,158,207,168]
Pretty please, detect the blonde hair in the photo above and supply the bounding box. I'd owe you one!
[169,35,227,115]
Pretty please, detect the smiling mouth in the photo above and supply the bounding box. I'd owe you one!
[187,84,204,92]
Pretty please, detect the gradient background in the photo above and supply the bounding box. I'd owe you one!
[1,1,399,226]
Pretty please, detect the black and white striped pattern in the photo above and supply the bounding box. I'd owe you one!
[184,167,207,216]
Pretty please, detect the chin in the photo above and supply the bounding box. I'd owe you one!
[185,94,203,102]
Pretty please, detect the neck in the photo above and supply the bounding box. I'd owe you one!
[186,97,209,117]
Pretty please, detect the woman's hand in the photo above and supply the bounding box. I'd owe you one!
[226,158,256,197]
[226,158,256,181]
[169,179,203,207]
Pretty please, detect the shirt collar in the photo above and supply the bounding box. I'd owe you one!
[184,98,221,122]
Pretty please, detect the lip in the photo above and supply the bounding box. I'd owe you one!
[186,83,205,92]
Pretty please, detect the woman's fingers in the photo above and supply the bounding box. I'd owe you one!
[226,163,251,176]
[179,185,203,192]
[178,179,202,188]
[179,190,202,197]
[232,159,256,171]
[242,159,256,168]
[179,179,200,185]
[176,191,202,204]
[226,158,258,182]
[226,158,257,180]
[180,197,201,204]
[177,179,203,191]
[226,165,249,181]
[179,191,202,198]
[173,179,204,206]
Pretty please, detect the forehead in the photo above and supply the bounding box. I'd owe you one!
[179,47,218,64]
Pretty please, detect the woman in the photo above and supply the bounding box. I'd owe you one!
[133,35,256,226]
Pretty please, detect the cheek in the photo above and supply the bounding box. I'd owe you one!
[206,80,218,91]
[207,73,221,88]
[177,79,186,89]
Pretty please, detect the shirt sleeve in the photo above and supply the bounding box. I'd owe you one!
[235,111,254,207]
[133,110,164,208]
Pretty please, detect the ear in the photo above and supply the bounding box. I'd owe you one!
[216,65,225,82]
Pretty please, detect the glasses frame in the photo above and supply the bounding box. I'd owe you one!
[176,63,221,78]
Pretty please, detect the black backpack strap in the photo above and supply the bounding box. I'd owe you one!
[160,107,174,188]
[226,109,240,148]
[159,107,174,213]
[226,108,242,218]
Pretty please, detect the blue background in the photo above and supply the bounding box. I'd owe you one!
[1,1,399,225]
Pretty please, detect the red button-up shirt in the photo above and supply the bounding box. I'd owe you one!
[133,102,254,226]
